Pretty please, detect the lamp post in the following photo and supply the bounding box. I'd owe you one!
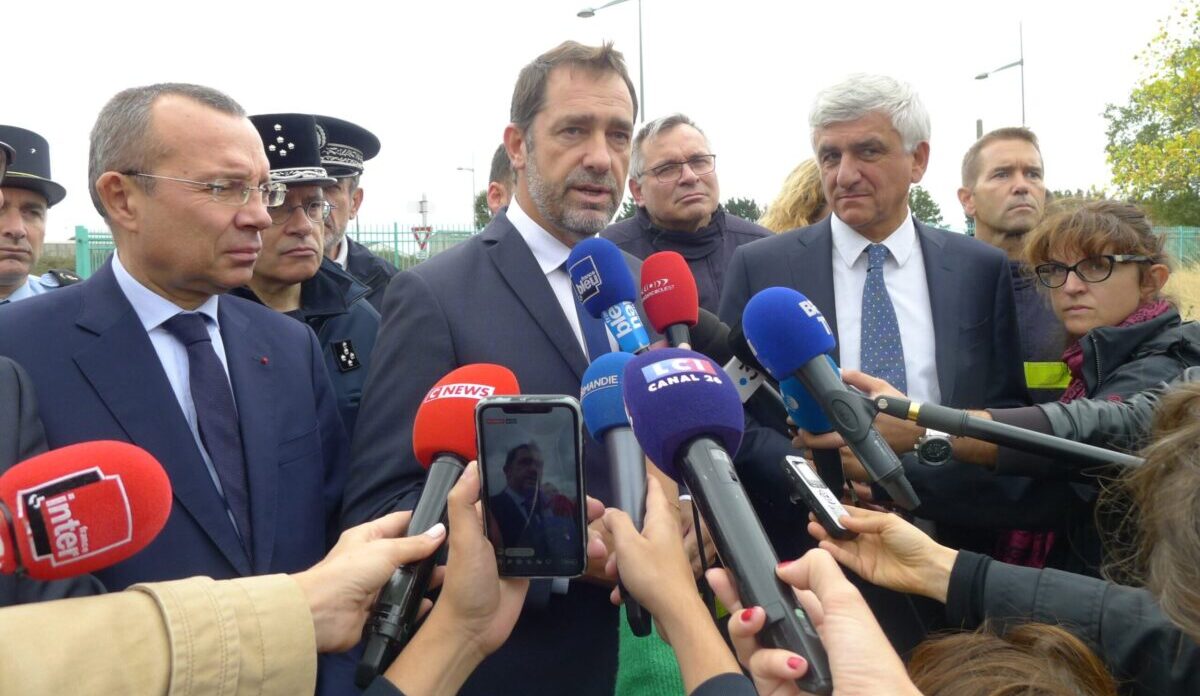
[974,22,1026,126]
[456,166,475,226]
[578,0,645,122]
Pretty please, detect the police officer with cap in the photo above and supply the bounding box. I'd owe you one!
[234,113,381,441]
[0,126,78,305]
[315,115,397,312]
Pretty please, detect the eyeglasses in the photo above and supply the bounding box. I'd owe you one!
[1035,255,1154,288]
[268,200,332,225]
[643,154,717,183]
[127,172,287,208]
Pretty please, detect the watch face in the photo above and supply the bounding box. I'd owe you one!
[919,438,953,465]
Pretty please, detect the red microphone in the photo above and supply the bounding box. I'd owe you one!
[358,364,520,686]
[0,441,171,580]
[641,251,699,348]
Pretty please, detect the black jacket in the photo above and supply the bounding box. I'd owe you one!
[345,236,399,313]
[601,207,770,314]
[234,260,380,440]
[947,550,1200,696]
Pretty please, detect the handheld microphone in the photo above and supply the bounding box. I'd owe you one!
[640,251,698,348]
[357,364,520,687]
[623,348,833,695]
[743,287,920,510]
[873,395,1146,470]
[689,309,732,365]
[567,237,651,354]
[581,352,652,637]
[0,441,171,580]
[723,325,793,436]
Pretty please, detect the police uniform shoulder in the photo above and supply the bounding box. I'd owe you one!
[41,268,82,287]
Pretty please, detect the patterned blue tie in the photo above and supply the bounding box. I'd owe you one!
[860,244,907,393]
[564,263,611,361]
[162,312,253,556]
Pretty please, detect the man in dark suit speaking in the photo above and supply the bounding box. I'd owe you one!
[342,41,642,695]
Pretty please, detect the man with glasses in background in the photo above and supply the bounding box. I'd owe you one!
[0,84,354,694]
[233,113,380,441]
[601,113,769,313]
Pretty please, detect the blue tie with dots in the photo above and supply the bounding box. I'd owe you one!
[860,244,907,393]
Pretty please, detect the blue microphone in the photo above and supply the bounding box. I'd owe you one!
[580,352,652,636]
[742,287,919,510]
[567,237,651,353]
[623,348,833,694]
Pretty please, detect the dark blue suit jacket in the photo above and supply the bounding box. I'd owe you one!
[0,261,348,588]
[344,211,655,696]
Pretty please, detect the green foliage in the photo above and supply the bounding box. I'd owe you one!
[1048,186,1110,203]
[723,196,762,221]
[616,196,638,221]
[1104,1,1200,225]
[908,186,945,227]
[474,191,490,230]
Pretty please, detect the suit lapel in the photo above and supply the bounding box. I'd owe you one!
[219,300,279,575]
[73,264,251,575]
[791,221,841,363]
[485,218,591,379]
[917,223,961,403]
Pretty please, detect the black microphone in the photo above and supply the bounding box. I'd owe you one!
[742,287,920,510]
[873,394,1146,469]
[623,348,833,695]
[727,325,797,436]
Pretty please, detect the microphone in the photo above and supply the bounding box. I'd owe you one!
[0,441,171,580]
[567,237,652,354]
[580,352,652,637]
[873,395,1146,470]
[721,324,792,436]
[742,287,920,510]
[622,348,833,695]
[640,251,698,348]
[689,309,732,365]
[357,364,520,687]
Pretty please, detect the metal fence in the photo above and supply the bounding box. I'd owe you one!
[70,224,1200,279]
[73,223,480,278]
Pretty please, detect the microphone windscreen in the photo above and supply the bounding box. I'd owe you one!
[567,237,638,318]
[622,348,743,481]
[413,364,520,468]
[640,251,699,332]
[0,441,171,580]
[580,352,635,439]
[728,325,768,374]
[742,287,837,379]
[691,308,732,365]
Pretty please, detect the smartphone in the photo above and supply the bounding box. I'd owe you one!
[783,455,857,540]
[476,395,587,577]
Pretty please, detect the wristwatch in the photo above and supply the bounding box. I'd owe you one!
[915,428,953,466]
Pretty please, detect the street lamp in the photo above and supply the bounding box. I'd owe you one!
[974,22,1026,126]
[577,0,645,122]
[456,166,475,225]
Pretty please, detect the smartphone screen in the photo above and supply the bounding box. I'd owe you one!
[477,398,586,577]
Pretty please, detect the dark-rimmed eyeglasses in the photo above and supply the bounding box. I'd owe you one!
[643,154,717,183]
[1035,255,1153,288]
[268,200,332,225]
[127,172,287,208]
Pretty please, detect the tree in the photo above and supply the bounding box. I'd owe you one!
[723,196,762,221]
[908,186,944,227]
[1048,186,1110,204]
[473,191,489,230]
[616,195,638,221]
[1104,1,1200,225]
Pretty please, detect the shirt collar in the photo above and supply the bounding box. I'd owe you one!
[507,196,574,276]
[3,276,37,303]
[333,236,350,269]
[830,210,917,269]
[112,250,221,332]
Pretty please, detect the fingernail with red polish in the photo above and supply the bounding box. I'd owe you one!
[740,608,754,622]
[787,656,805,671]
[777,559,792,569]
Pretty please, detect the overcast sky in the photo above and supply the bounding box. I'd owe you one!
[5,0,1176,241]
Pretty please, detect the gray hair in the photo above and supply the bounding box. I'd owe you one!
[631,113,708,179]
[808,74,930,153]
[88,83,245,218]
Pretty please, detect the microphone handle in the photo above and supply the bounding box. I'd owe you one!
[874,396,1145,469]
[797,364,919,510]
[680,437,833,695]
[604,427,653,637]
[664,324,691,349]
[356,455,466,687]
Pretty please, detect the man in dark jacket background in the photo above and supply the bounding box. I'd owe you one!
[601,113,769,313]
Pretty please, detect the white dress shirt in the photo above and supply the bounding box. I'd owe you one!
[830,212,941,404]
[506,197,616,356]
[332,236,350,270]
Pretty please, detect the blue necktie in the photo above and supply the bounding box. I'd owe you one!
[565,264,611,361]
[860,244,907,394]
[162,312,253,556]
